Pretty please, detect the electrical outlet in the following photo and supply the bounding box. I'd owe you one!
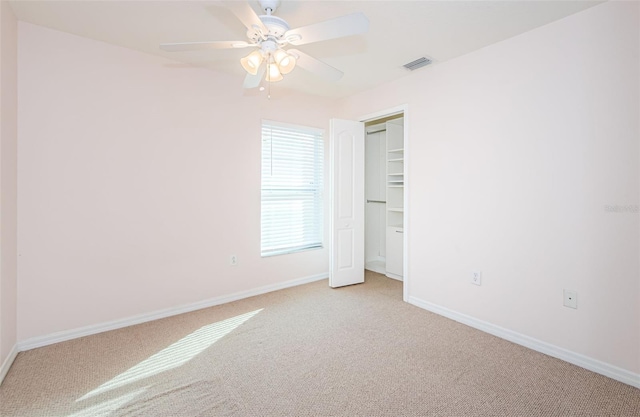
[563,289,577,309]
[471,271,482,286]
[230,255,238,266]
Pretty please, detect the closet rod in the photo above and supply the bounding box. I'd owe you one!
[367,200,386,204]
[366,129,387,134]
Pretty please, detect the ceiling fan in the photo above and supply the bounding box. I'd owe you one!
[160,0,369,89]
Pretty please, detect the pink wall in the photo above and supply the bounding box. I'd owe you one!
[17,22,337,341]
[13,0,640,381]
[340,2,639,374]
[0,0,18,372]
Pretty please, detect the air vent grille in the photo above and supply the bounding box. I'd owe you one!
[403,57,432,71]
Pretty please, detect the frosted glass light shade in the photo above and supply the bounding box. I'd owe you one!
[274,49,296,75]
[267,63,284,82]
[241,50,263,75]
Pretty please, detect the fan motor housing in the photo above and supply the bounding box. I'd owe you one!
[247,15,290,42]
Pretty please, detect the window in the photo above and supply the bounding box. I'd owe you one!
[261,120,324,257]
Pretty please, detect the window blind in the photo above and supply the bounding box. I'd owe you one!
[261,121,324,257]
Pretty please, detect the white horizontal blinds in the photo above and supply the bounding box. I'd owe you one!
[261,121,324,257]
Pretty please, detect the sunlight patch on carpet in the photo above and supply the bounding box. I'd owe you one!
[67,387,148,417]
[76,309,263,401]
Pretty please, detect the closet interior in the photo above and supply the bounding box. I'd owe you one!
[364,115,404,280]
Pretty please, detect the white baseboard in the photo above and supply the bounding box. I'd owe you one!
[408,296,640,389]
[0,344,19,386]
[365,260,386,275]
[386,272,403,281]
[18,273,328,352]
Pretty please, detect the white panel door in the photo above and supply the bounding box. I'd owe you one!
[329,119,364,288]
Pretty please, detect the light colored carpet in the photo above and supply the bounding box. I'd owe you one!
[1,271,639,416]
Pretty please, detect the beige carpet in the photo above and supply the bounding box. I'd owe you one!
[1,271,639,416]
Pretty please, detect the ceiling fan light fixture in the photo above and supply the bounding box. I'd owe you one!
[161,2,369,91]
[241,50,264,75]
[274,49,296,74]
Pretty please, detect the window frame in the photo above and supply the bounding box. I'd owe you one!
[260,120,325,257]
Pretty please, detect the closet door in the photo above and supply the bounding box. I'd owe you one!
[329,119,365,288]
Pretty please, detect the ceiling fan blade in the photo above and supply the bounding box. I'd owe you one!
[160,41,254,52]
[285,12,369,46]
[243,64,267,89]
[222,1,268,37]
[288,49,343,82]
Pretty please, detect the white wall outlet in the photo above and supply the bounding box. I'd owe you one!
[471,271,482,286]
[230,255,238,266]
[563,289,577,309]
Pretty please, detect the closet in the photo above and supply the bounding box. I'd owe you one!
[365,116,404,280]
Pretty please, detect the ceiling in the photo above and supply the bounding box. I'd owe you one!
[9,0,604,98]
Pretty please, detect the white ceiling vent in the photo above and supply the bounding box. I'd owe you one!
[403,57,433,71]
